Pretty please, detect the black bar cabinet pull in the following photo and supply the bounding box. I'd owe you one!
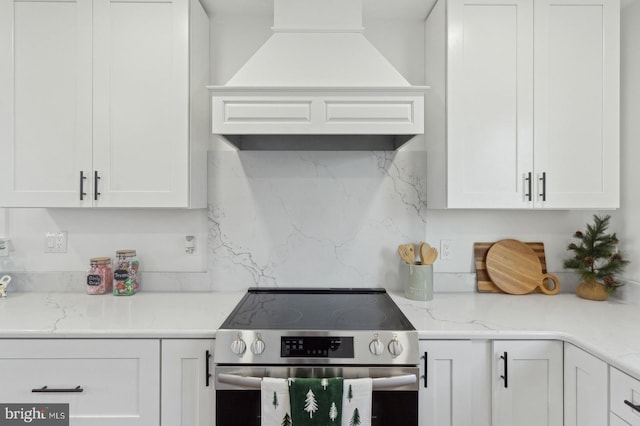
[421,352,428,388]
[80,171,87,201]
[205,350,212,387]
[624,400,640,413]
[94,171,101,201]
[500,352,508,388]
[525,172,532,202]
[539,172,547,201]
[32,385,83,393]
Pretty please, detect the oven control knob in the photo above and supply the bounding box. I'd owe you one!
[388,336,403,357]
[369,336,385,356]
[231,335,247,356]
[251,337,266,355]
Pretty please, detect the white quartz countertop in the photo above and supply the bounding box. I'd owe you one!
[0,292,245,338]
[389,291,640,380]
[0,291,639,381]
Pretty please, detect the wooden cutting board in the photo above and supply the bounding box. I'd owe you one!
[486,239,560,295]
[474,242,547,293]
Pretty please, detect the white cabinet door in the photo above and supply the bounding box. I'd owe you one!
[445,0,534,208]
[0,0,208,208]
[492,340,563,426]
[0,339,160,425]
[161,339,215,426]
[611,412,634,426]
[0,0,93,207]
[425,0,620,209]
[418,340,473,426]
[533,0,620,209]
[564,343,608,426]
[93,0,189,207]
[610,367,640,425]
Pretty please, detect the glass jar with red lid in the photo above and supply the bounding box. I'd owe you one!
[113,250,139,296]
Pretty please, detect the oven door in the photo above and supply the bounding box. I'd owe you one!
[215,366,419,426]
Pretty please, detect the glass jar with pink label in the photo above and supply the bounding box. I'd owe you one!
[86,257,113,295]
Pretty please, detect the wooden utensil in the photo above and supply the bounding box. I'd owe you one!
[418,242,427,264]
[422,245,438,265]
[474,242,548,293]
[486,239,560,295]
[398,244,416,264]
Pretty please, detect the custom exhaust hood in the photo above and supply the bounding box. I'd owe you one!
[208,0,427,150]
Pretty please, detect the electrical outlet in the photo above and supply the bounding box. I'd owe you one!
[185,235,196,255]
[45,231,67,253]
[0,239,9,257]
[440,239,454,261]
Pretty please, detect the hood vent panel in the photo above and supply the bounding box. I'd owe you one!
[209,0,427,150]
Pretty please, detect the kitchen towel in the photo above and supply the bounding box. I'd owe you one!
[261,377,291,426]
[342,378,373,426]
[290,377,343,425]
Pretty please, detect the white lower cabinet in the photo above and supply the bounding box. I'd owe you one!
[419,339,565,426]
[492,340,563,426]
[161,339,215,426]
[610,367,640,425]
[418,340,473,426]
[0,339,160,425]
[612,412,634,426]
[564,342,608,426]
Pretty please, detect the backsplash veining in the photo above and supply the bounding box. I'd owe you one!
[207,150,427,291]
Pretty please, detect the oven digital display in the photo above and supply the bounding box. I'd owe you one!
[281,337,354,358]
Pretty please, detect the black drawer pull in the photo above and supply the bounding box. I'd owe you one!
[624,399,640,413]
[80,171,87,201]
[32,385,83,393]
[539,172,547,201]
[500,352,508,388]
[525,172,532,202]
[94,171,101,201]
[421,352,428,388]
[206,350,212,387]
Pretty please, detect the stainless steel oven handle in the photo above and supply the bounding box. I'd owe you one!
[217,373,416,390]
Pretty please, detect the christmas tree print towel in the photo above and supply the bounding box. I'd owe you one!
[261,378,292,426]
[290,377,343,426]
[341,378,373,426]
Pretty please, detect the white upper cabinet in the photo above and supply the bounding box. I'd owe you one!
[425,0,620,209]
[533,0,620,209]
[0,0,208,208]
[0,0,93,207]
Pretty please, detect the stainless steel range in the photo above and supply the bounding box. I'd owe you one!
[214,288,420,426]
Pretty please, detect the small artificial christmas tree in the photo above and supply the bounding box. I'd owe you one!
[564,214,629,297]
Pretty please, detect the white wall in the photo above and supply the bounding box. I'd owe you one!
[0,208,207,273]
[612,0,640,286]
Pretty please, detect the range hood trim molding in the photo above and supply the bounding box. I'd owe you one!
[211,88,425,138]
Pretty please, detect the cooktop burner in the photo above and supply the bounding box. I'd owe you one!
[220,287,414,331]
[215,288,419,366]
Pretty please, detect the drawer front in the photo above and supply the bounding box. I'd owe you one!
[611,367,640,425]
[0,339,159,425]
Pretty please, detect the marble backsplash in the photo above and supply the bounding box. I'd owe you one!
[206,150,428,291]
